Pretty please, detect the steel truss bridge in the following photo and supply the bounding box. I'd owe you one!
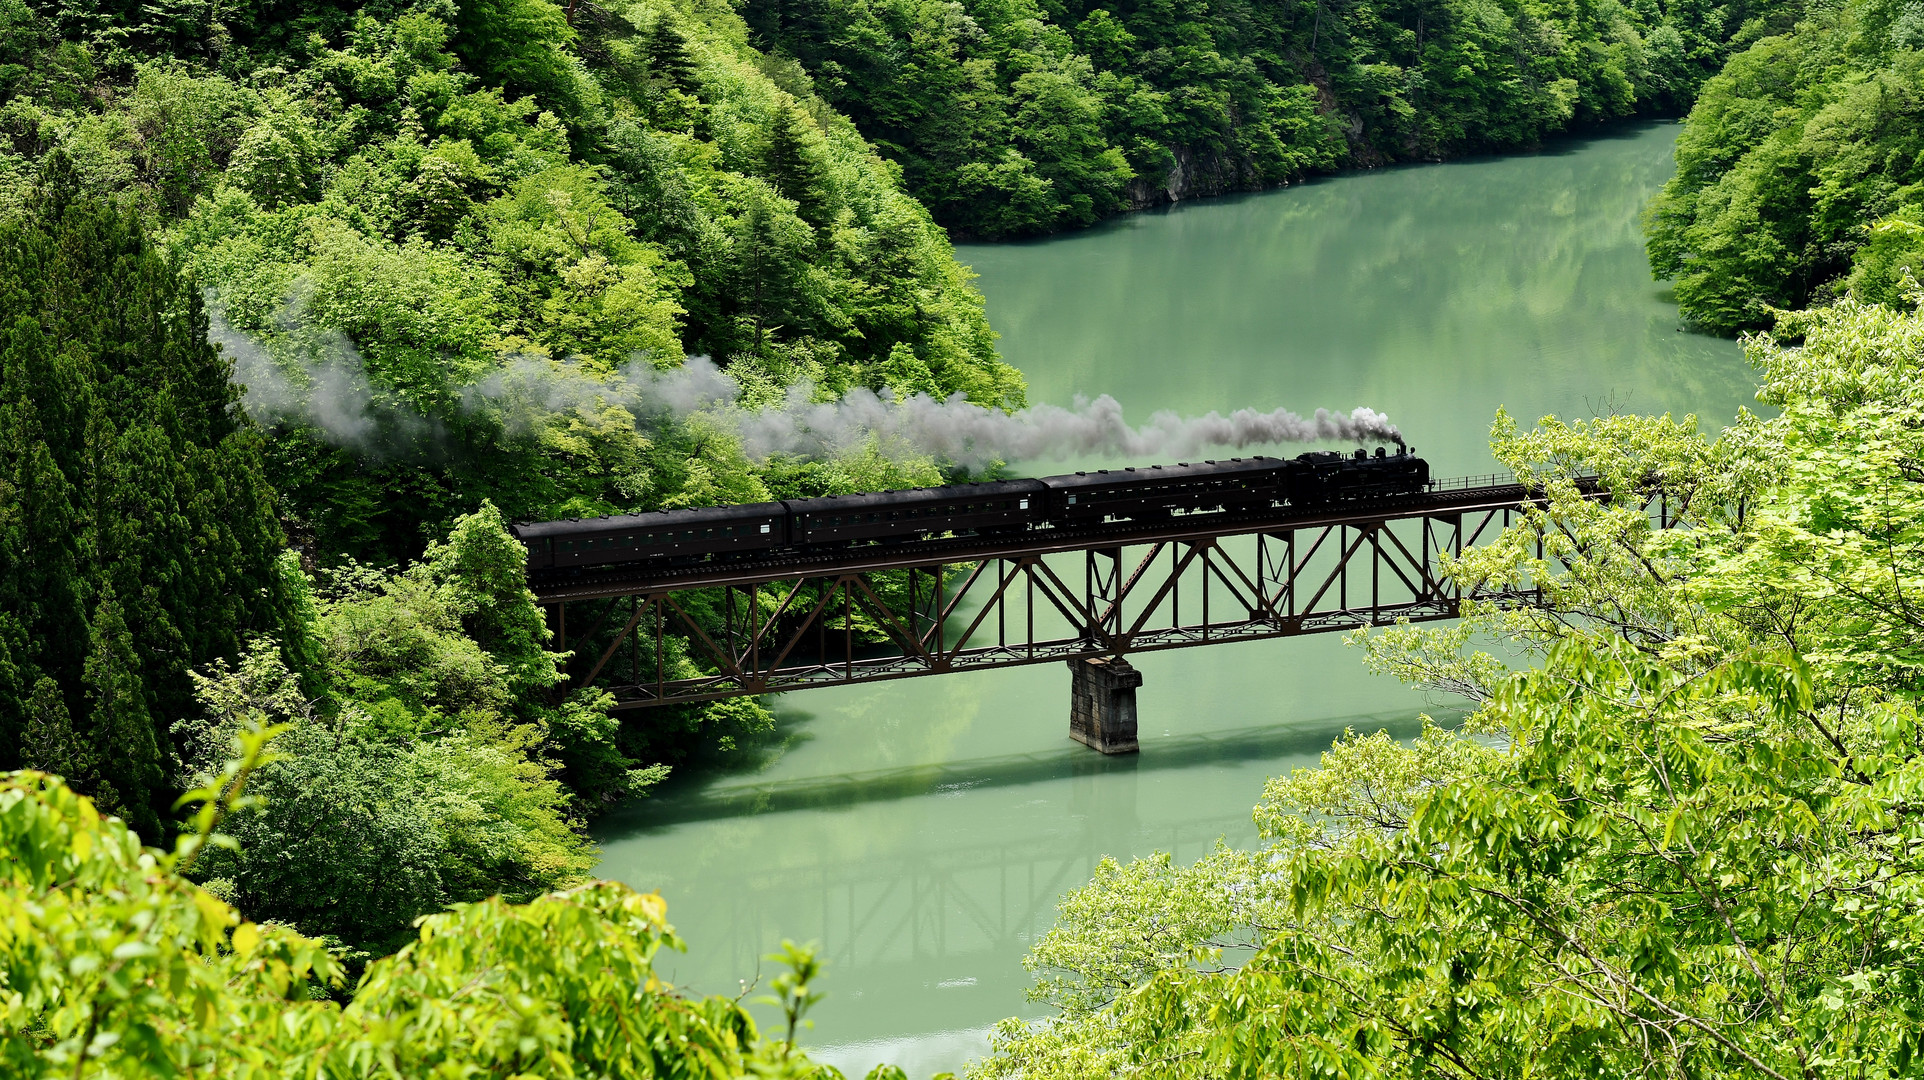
[529,474,1606,710]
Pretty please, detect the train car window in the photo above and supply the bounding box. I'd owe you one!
[869,513,880,523]
[1018,498,1029,509]
[1066,495,1078,505]
[760,523,771,534]
[703,529,714,539]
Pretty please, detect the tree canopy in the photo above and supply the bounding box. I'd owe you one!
[1,0,1023,563]
[1645,0,1924,332]
[0,760,864,1078]
[738,0,1801,237]
[0,170,299,838]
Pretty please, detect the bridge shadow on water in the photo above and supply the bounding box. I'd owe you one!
[607,707,1457,832]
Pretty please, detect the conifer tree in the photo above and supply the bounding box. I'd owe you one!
[645,17,699,94]
[23,676,92,788]
[765,103,829,229]
[0,156,300,837]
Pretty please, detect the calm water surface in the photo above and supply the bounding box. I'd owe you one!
[593,121,1756,1077]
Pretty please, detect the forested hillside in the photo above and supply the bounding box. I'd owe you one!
[2,0,1021,559]
[1645,0,1924,331]
[737,0,1799,236]
[0,0,1023,980]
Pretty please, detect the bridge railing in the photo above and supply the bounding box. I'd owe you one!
[1428,472,1515,493]
[1427,470,1602,494]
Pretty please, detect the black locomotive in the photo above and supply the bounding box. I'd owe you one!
[515,446,1428,571]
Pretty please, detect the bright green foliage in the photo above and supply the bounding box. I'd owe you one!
[741,0,1794,237]
[1646,0,1924,331]
[1,0,1023,562]
[169,503,682,955]
[0,765,849,1078]
[0,753,345,1079]
[976,297,1924,1078]
[0,178,299,837]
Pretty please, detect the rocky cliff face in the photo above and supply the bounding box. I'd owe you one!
[1121,98,1385,210]
[1123,146,1263,209]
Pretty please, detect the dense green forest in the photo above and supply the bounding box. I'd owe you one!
[0,0,1020,562]
[737,0,1801,236]
[0,0,1013,992]
[1645,0,1924,331]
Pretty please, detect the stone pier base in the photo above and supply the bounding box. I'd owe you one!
[1069,656,1141,754]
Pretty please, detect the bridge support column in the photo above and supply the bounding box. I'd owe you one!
[1069,656,1141,754]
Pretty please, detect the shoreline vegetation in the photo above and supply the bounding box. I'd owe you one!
[737,0,1801,239]
[4,0,1924,1073]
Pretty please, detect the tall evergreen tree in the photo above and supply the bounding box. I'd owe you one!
[0,156,299,836]
[644,16,699,95]
[22,675,92,786]
[765,103,830,229]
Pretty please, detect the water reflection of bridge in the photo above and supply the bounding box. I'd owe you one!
[647,714,1430,1008]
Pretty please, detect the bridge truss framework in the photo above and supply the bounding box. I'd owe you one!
[531,477,1576,711]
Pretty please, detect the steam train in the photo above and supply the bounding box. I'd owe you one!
[515,447,1428,571]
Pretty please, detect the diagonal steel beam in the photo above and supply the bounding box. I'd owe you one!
[582,595,655,686]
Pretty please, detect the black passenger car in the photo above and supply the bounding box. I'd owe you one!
[517,502,788,570]
[787,479,1047,547]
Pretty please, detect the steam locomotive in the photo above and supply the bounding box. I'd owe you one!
[515,447,1428,571]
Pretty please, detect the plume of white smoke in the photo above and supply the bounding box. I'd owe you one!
[206,288,438,453]
[460,355,1403,467]
[208,291,1405,464]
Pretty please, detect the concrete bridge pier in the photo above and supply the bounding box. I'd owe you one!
[1069,656,1141,754]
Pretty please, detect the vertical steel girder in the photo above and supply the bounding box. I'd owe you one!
[549,502,1545,710]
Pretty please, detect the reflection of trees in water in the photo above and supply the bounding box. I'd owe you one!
[961,122,1754,476]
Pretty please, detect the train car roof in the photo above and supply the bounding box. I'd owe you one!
[511,500,789,540]
[784,477,1048,515]
[1038,457,1287,489]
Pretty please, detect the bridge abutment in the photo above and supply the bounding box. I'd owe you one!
[1069,656,1141,754]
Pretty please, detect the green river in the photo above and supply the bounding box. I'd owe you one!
[593,120,1758,1077]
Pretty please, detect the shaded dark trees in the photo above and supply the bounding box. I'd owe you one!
[0,163,297,835]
